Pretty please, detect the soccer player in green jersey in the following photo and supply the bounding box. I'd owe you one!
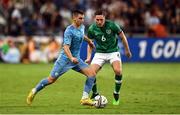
[85,9,132,105]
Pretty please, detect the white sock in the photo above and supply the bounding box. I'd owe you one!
[81,91,89,99]
[32,88,36,94]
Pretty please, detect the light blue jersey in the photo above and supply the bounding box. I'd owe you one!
[58,24,85,59]
[50,24,88,78]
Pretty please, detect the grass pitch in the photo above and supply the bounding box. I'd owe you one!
[0,63,180,114]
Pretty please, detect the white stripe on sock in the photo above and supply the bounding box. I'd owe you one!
[114,91,120,94]
[115,80,122,84]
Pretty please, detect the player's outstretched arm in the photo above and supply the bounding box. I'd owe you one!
[119,31,132,59]
[85,44,93,64]
[84,35,94,64]
[63,45,78,64]
[84,35,95,49]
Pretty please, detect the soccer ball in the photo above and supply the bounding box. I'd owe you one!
[94,95,108,108]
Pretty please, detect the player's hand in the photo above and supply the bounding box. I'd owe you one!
[88,40,95,49]
[71,57,79,64]
[85,58,91,64]
[125,49,132,59]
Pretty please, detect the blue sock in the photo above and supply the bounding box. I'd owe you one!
[35,78,50,93]
[84,76,95,94]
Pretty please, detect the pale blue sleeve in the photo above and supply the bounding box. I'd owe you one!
[63,28,72,45]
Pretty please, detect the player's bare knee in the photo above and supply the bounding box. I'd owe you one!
[91,68,96,76]
[48,77,56,84]
[114,69,122,76]
[88,69,96,77]
[91,70,96,76]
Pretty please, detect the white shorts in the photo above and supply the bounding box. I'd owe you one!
[91,52,122,67]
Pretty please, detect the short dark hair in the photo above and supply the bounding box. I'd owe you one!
[72,9,84,17]
[94,9,106,16]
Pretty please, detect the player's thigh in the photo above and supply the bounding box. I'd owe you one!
[90,64,101,73]
[73,59,96,77]
[91,53,106,67]
[50,58,73,79]
[109,52,122,75]
[80,67,96,77]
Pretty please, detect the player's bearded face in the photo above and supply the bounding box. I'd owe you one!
[95,15,105,27]
[74,14,84,26]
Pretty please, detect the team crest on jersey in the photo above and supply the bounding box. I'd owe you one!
[106,29,111,34]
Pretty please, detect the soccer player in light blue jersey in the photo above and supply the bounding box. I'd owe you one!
[27,10,96,106]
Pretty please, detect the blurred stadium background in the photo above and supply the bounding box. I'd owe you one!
[0,0,179,63]
[0,0,180,114]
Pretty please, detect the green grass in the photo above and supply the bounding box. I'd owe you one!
[0,63,180,114]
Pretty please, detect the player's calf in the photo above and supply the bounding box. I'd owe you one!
[26,76,56,105]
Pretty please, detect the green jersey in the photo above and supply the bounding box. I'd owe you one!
[88,20,122,53]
